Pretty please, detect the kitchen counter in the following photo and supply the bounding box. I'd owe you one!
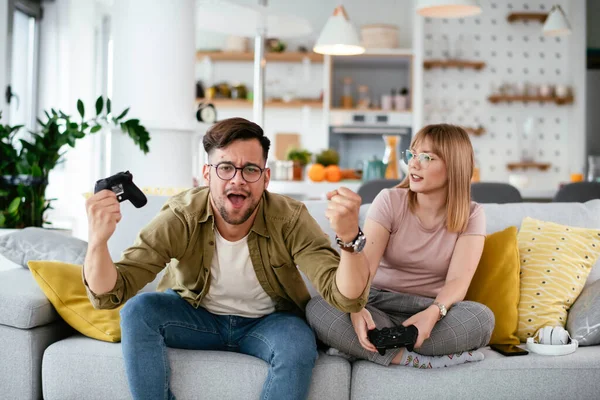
[267,180,363,200]
[268,180,558,202]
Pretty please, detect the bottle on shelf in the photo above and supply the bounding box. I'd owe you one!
[382,89,394,111]
[341,77,354,109]
[394,87,409,110]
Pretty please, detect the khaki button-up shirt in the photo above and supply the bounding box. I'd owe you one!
[85,187,368,314]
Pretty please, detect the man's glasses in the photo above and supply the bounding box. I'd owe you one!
[208,162,265,183]
[403,150,436,169]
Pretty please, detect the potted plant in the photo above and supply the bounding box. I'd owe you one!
[0,96,150,229]
[285,148,312,181]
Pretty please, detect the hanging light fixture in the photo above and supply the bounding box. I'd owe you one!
[543,5,571,37]
[313,5,365,56]
[416,0,482,18]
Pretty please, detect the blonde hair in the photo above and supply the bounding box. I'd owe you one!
[397,124,474,233]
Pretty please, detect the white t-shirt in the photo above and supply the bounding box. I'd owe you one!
[200,229,276,318]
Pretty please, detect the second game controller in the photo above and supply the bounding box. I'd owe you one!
[368,325,419,356]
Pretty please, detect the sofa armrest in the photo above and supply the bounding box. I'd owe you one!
[0,268,61,329]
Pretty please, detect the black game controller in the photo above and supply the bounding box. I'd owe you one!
[94,171,147,208]
[368,325,419,356]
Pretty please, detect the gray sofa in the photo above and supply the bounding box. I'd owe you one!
[1,196,600,400]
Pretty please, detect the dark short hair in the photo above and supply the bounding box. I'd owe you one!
[203,117,270,162]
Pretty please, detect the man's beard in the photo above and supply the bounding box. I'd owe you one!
[218,196,259,225]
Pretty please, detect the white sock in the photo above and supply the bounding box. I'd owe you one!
[399,350,485,369]
[326,347,357,362]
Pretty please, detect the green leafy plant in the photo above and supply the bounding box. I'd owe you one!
[286,148,312,166]
[0,96,150,228]
[315,149,340,167]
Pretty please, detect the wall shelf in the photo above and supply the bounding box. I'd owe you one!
[506,12,548,23]
[488,95,574,105]
[506,162,551,171]
[196,98,323,109]
[330,107,412,113]
[423,60,486,70]
[196,51,324,63]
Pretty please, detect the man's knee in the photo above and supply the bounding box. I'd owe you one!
[274,318,318,367]
[120,292,167,328]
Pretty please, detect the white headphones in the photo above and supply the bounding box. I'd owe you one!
[526,326,579,356]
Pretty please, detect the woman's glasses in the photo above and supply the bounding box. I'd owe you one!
[403,150,436,169]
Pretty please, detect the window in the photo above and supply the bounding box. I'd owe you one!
[6,0,41,131]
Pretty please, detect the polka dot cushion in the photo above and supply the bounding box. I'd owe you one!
[516,217,600,342]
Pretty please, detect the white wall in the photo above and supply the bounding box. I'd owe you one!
[196,0,414,52]
[0,0,8,120]
[419,0,586,192]
[110,0,197,189]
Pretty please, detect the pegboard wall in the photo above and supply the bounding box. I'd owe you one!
[422,0,575,190]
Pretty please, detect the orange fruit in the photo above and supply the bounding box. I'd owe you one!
[325,165,342,182]
[308,164,326,182]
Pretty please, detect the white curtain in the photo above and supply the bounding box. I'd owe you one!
[38,0,108,239]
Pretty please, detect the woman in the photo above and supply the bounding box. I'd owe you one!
[307,124,494,369]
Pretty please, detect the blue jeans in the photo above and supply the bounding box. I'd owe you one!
[120,289,318,400]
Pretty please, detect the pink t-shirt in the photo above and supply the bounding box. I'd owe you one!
[367,188,486,298]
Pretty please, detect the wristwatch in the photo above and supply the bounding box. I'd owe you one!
[335,227,366,254]
[432,301,447,320]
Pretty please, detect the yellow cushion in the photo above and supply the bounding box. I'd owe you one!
[28,261,123,342]
[466,226,521,345]
[516,217,600,342]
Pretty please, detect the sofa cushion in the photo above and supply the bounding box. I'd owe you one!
[42,335,351,400]
[567,278,600,346]
[0,268,59,329]
[350,346,600,400]
[466,226,521,345]
[482,200,600,287]
[516,217,600,341]
[29,261,123,342]
[0,227,87,268]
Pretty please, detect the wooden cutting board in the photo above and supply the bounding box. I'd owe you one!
[274,133,301,160]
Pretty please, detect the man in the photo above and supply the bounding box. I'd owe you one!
[84,117,371,400]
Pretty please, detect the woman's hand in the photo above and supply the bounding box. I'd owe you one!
[351,308,377,352]
[402,306,439,349]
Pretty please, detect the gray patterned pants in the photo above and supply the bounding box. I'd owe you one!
[306,288,495,366]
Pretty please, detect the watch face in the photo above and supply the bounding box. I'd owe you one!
[355,235,366,253]
[438,303,447,316]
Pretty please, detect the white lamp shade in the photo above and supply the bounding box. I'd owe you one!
[313,6,365,56]
[543,5,571,37]
[196,0,312,38]
[416,0,482,18]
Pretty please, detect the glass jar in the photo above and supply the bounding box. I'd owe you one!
[357,85,370,109]
[587,155,600,182]
[341,77,353,109]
